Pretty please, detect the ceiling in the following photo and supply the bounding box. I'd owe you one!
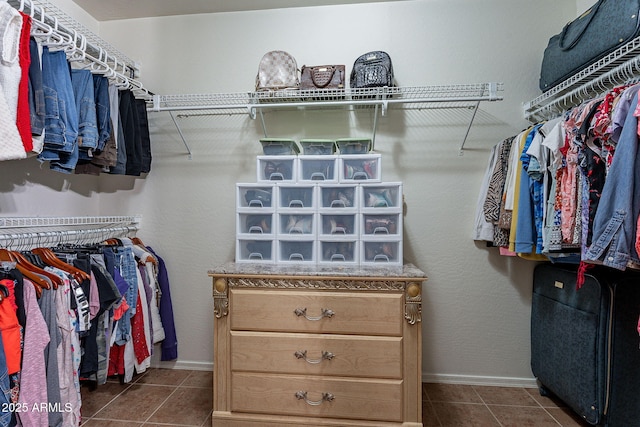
[72,0,408,21]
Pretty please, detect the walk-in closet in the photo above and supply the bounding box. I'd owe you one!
[0,0,632,426]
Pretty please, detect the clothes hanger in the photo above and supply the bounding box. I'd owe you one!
[32,247,90,283]
[0,249,48,298]
[11,250,62,289]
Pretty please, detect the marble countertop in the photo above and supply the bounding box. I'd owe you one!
[208,261,427,279]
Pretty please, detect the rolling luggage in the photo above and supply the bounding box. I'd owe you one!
[531,263,640,426]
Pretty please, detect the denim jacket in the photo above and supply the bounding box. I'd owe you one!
[584,92,640,270]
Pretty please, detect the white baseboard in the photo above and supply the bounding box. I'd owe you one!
[151,359,214,371]
[422,373,538,388]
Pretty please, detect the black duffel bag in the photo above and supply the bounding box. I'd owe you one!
[539,0,640,91]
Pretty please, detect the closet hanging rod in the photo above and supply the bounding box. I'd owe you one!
[0,226,139,250]
[524,52,640,122]
[7,0,152,99]
[0,215,141,229]
[0,215,141,250]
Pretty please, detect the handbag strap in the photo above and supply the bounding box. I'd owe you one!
[559,0,603,51]
[310,66,336,88]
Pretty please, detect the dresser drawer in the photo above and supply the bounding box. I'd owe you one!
[229,289,403,336]
[231,372,402,422]
[231,331,402,378]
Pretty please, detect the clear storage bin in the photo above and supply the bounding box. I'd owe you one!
[237,184,275,208]
[257,155,297,181]
[319,213,357,236]
[336,138,372,154]
[318,239,358,265]
[361,213,402,236]
[236,238,275,263]
[260,138,300,155]
[300,139,336,155]
[361,239,402,266]
[278,213,315,235]
[319,184,357,208]
[360,183,402,209]
[298,155,338,182]
[278,239,316,264]
[237,213,274,235]
[340,154,381,181]
[278,185,315,209]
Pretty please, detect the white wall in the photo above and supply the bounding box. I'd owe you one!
[0,0,580,384]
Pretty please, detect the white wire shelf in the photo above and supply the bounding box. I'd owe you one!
[149,83,503,116]
[149,83,503,156]
[524,36,640,122]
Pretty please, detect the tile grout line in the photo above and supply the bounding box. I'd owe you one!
[471,385,504,427]
[141,373,194,425]
[80,380,136,425]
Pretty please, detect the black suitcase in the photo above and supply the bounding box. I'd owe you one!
[531,263,640,426]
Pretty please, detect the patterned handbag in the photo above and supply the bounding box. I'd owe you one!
[255,50,300,91]
[300,65,345,90]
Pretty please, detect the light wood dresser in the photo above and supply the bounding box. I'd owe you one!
[208,262,427,426]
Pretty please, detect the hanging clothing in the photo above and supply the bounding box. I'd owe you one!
[147,246,178,361]
[16,279,49,427]
[584,92,640,270]
[16,12,32,152]
[0,278,21,376]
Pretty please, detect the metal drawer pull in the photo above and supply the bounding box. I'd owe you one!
[295,391,335,406]
[294,307,335,321]
[294,350,335,364]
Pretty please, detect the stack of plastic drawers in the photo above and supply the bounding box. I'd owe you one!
[236,138,403,267]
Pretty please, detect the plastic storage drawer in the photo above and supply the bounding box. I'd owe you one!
[319,212,357,237]
[237,212,275,236]
[340,154,381,182]
[277,239,316,265]
[278,185,316,209]
[318,239,359,266]
[360,183,402,209]
[257,155,297,182]
[360,239,402,266]
[298,155,338,182]
[278,212,316,236]
[236,237,275,264]
[319,184,358,209]
[237,184,276,209]
[361,212,402,237]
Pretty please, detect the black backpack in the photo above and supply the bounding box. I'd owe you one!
[350,51,394,89]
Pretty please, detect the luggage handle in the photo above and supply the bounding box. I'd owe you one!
[559,0,603,51]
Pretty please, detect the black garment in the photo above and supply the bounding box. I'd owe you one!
[119,89,143,176]
[135,98,152,173]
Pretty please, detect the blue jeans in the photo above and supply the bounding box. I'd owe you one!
[113,247,138,345]
[38,47,79,173]
[93,75,112,152]
[71,69,98,160]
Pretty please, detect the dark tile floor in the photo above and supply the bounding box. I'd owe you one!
[79,368,592,426]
